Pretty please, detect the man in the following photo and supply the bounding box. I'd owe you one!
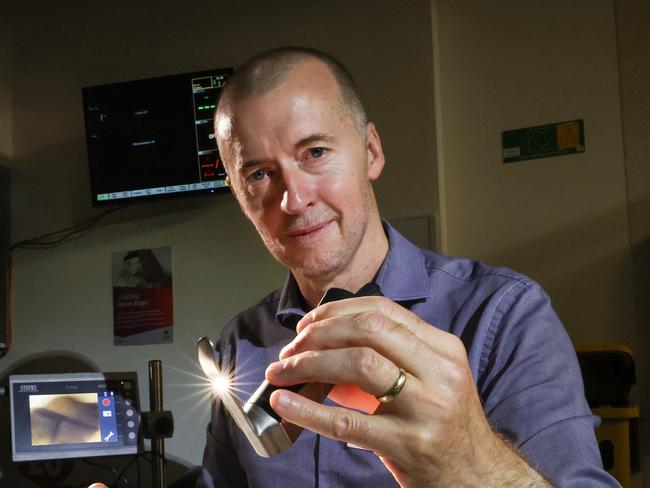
[91,47,616,488]
[115,251,147,287]
[197,47,622,487]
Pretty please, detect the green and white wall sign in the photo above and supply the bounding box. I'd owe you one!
[502,119,585,163]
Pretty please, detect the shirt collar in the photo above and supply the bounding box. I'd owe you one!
[276,273,308,323]
[375,221,432,302]
[275,220,431,328]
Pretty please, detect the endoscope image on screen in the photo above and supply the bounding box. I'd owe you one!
[29,393,101,446]
[10,373,140,461]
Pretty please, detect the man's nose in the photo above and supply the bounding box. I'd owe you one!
[280,165,314,215]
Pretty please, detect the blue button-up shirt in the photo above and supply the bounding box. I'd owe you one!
[199,223,619,487]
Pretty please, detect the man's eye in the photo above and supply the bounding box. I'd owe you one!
[249,169,267,181]
[308,147,326,158]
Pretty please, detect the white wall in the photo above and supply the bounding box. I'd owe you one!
[433,0,636,346]
[0,0,438,479]
[433,0,641,484]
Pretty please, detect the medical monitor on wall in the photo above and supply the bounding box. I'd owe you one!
[82,68,232,205]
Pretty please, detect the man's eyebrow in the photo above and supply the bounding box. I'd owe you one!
[238,133,336,170]
[295,133,336,148]
[239,158,264,171]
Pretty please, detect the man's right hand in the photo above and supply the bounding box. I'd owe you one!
[268,296,552,487]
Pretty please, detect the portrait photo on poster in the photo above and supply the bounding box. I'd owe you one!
[111,246,173,346]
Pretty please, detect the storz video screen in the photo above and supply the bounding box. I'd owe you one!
[10,373,140,461]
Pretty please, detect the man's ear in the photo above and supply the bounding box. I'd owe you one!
[366,122,385,181]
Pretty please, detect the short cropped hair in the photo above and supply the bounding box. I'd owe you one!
[218,46,368,135]
[123,250,140,263]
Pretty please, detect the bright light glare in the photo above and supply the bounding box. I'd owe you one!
[210,372,233,397]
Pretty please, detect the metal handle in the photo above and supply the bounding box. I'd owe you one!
[149,360,166,488]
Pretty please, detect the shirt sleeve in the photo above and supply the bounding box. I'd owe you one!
[477,283,621,487]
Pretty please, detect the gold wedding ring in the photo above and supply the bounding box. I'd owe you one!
[376,368,407,403]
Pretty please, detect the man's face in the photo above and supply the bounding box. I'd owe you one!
[124,257,143,276]
[216,61,384,281]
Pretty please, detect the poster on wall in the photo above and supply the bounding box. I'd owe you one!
[111,246,173,346]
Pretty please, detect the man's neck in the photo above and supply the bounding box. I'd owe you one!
[294,217,389,308]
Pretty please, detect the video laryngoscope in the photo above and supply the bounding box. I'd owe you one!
[197,282,382,457]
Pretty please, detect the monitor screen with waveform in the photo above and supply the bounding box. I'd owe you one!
[82,67,232,206]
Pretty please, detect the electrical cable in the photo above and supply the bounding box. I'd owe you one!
[9,204,128,251]
[82,450,152,488]
[110,450,159,488]
[143,447,166,466]
[82,457,130,487]
[0,204,128,361]
[109,453,142,488]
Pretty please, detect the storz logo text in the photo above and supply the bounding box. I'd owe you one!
[19,385,38,393]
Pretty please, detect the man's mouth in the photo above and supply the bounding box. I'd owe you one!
[286,221,332,241]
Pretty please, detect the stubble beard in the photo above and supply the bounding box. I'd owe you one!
[262,191,372,281]
[293,212,369,280]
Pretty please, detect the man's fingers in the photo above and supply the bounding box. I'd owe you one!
[267,347,403,398]
[282,314,431,380]
[297,296,461,353]
[282,300,467,384]
[270,389,394,453]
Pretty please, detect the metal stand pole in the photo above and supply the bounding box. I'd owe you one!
[149,360,166,488]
